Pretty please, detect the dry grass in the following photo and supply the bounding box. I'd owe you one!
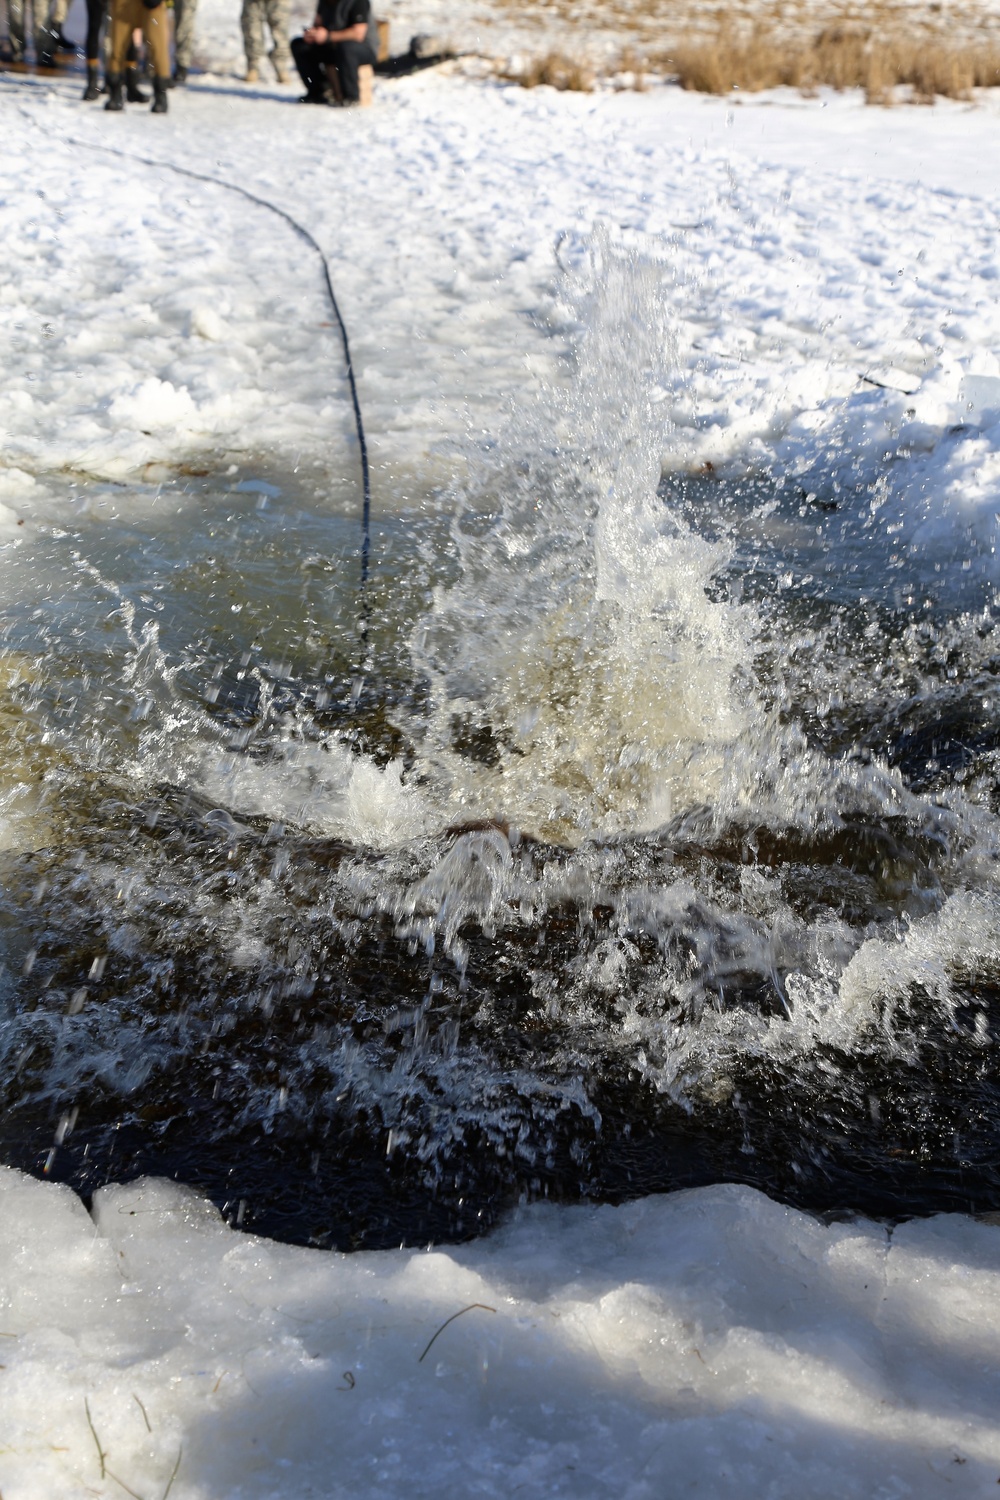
[502,50,596,90]
[496,0,1000,102]
[617,45,648,91]
[661,19,1000,102]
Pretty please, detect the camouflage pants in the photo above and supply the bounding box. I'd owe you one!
[173,0,197,70]
[8,0,54,60]
[241,0,289,70]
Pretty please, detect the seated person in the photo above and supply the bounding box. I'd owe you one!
[291,0,376,104]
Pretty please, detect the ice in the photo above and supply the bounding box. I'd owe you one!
[108,375,199,433]
[0,1167,998,1498]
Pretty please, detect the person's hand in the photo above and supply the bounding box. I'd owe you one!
[304,24,327,43]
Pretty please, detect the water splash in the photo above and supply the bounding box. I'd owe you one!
[409,233,759,844]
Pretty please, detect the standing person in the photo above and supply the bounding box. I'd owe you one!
[290,0,375,103]
[81,2,147,102]
[171,0,195,83]
[8,0,51,64]
[241,0,290,83]
[104,0,169,111]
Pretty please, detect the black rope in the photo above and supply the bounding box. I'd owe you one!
[14,98,373,592]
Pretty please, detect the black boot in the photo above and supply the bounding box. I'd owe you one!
[151,76,168,112]
[125,65,149,101]
[82,61,100,99]
[36,23,58,67]
[104,71,124,109]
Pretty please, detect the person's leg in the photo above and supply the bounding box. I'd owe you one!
[8,0,25,60]
[46,0,74,48]
[106,0,138,104]
[326,37,373,102]
[172,0,196,77]
[290,33,326,97]
[240,0,261,78]
[122,30,146,94]
[119,13,147,96]
[263,0,289,81]
[142,0,168,102]
[35,0,57,64]
[84,0,103,60]
[81,0,102,91]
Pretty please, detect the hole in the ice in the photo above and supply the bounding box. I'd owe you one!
[3,450,1000,1247]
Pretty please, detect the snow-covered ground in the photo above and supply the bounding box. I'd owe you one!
[4,1168,1000,1499]
[6,53,1000,546]
[4,9,1000,1494]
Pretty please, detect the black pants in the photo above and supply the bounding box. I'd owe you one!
[291,35,374,100]
[85,0,105,62]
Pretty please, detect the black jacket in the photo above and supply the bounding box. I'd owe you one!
[316,0,377,53]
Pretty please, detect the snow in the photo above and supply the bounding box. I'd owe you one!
[2,1167,1000,1499]
[4,9,1000,1494]
[6,61,1000,549]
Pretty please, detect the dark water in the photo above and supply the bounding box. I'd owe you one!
[2,458,1000,1248]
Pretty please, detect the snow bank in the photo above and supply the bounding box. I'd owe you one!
[1,1168,999,1498]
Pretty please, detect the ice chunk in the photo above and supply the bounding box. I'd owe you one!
[108,377,198,433]
[189,305,229,342]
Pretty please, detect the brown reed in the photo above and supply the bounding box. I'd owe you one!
[661,19,1000,103]
[497,0,1000,103]
[503,50,596,90]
